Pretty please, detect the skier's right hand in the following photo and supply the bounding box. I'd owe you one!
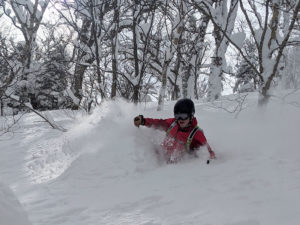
[134,115,145,127]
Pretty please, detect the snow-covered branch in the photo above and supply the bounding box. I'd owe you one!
[208,93,249,118]
[4,94,67,132]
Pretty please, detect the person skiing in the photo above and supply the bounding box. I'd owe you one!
[134,98,216,163]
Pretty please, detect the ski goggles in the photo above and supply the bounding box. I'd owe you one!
[175,113,189,120]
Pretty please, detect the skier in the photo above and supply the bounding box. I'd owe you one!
[134,98,216,163]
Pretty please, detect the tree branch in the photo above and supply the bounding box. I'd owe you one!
[4,94,67,132]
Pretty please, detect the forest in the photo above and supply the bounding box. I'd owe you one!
[0,0,299,116]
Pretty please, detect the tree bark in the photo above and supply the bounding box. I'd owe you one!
[111,0,120,99]
[158,60,170,111]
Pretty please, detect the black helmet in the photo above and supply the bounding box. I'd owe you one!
[174,98,195,117]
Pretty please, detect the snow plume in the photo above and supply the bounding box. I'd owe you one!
[25,99,162,184]
[62,99,163,175]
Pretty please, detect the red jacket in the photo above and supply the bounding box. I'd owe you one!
[144,117,215,162]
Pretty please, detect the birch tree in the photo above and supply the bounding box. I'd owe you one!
[280,46,300,89]
[2,0,49,107]
[197,0,300,105]
[53,0,112,109]
[238,0,300,105]
[117,0,158,103]
[180,3,211,99]
[198,0,238,101]
[110,0,120,99]
[277,0,300,89]
[156,0,186,110]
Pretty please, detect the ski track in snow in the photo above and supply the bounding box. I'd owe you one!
[25,136,75,184]
[1,96,300,225]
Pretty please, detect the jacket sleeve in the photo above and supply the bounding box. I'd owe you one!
[192,130,216,159]
[144,118,175,132]
[191,130,207,148]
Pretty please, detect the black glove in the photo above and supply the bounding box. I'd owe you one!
[134,115,145,127]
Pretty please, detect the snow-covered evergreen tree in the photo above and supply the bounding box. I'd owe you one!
[2,0,49,111]
[34,45,72,110]
[234,61,257,93]
[0,37,24,115]
[0,35,9,115]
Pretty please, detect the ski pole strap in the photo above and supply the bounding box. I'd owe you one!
[186,126,199,152]
[166,121,177,135]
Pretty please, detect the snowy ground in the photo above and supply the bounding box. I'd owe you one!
[1,91,300,225]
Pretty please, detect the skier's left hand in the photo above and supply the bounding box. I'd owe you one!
[134,115,145,127]
[206,143,216,159]
[209,150,216,159]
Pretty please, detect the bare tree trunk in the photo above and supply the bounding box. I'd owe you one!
[207,55,223,100]
[132,86,139,104]
[111,43,118,99]
[157,0,185,110]
[194,14,210,99]
[194,67,198,99]
[182,63,192,98]
[72,16,95,109]
[73,63,86,109]
[132,14,140,104]
[0,98,3,116]
[91,1,106,99]
[170,51,181,100]
[158,61,170,111]
[207,0,238,101]
[259,0,300,106]
[111,0,119,99]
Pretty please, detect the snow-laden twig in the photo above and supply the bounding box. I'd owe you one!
[208,93,249,118]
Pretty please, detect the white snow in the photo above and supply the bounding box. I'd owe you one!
[231,31,246,49]
[0,181,31,225]
[1,92,300,225]
[65,88,80,105]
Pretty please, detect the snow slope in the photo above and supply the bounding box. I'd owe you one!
[0,181,31,225]
[1,91,300,225]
